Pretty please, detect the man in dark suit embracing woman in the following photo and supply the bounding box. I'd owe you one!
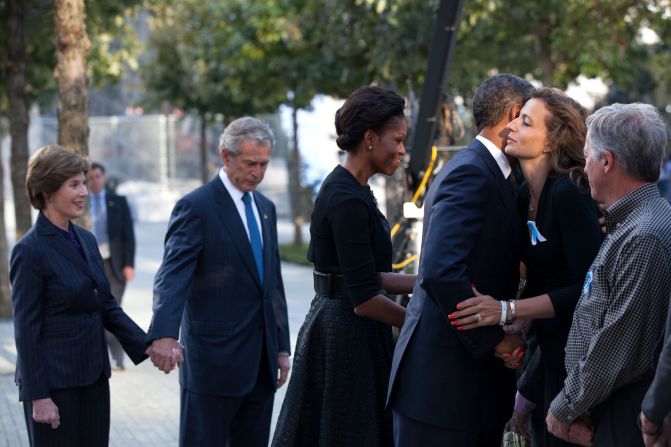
[388,74,534,446]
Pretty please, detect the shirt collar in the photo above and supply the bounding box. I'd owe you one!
[476,135,512,178]
[604,183,660,232]
[219,168,246,203]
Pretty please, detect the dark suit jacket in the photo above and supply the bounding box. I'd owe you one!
[147,176,291,396]
[10,213,148,402]
[642,294,671,425]
[105,192,135,282]
[388,139,522,433]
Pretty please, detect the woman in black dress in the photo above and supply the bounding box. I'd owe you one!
[450,88,602,446]
[272,86,415,446]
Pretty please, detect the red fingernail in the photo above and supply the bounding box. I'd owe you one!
[457,327,464,330]
[451,321,459,326]
[448,314,455,319]
[456,304,463,309]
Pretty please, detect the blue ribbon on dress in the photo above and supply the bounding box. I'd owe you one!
[527,220,547,246]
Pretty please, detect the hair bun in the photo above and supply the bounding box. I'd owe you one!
[336,133,355,151]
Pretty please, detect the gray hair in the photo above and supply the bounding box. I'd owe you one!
[218,117,275,156]
[586,103,667,182]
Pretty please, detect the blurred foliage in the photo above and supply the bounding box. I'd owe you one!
[451,0,671,105]
[141,0,671,112]
[0,0,145,110]
[279,242,311,266]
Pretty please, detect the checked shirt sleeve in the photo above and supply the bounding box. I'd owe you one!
[550,236,671,422]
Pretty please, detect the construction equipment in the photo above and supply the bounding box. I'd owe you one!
[390,0,466,277]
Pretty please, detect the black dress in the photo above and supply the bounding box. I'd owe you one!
[516,175,601,447]
[272,165,394,447]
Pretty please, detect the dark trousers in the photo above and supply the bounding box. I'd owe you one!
[103,259,126,368]
[591,376,652,447]
[179,354,274,447]
[23,375,110,447]
[393,411,503,447]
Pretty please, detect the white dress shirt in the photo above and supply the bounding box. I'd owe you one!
[476,135,512,179]
[219,168,263,246]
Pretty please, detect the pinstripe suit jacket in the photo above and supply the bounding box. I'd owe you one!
[10,213,148,401]
[147,176,291,396]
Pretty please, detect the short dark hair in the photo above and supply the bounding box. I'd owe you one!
[335,85,405,152]
[472,74,535,132]
[26,145,89,210]
[90,162,106,174]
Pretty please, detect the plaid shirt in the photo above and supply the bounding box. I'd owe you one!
[550,184,671,422]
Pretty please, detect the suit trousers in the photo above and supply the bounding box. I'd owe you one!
[103,259,127,368]
[179,347,275,447]
[393,410,503,447]
[23,375,110,447]
[591,375,652,447]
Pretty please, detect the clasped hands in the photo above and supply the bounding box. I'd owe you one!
[447,286,526,368]
[146,337,184,374]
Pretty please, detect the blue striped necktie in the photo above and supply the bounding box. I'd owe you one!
[242,192,263,283]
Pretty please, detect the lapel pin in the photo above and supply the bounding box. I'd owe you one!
[263,214,268,220]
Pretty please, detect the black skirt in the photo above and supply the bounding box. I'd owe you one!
[272,293,394,447]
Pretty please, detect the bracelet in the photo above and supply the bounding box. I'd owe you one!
[499,300,507,326]
[508,299,517,323]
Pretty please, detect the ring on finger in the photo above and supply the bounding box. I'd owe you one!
[475,312,482,322]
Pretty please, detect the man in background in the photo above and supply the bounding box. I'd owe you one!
[87,162,136,371]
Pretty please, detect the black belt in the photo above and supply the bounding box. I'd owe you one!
[313,270,346,297]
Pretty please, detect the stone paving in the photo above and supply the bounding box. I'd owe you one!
[0,221,313,446]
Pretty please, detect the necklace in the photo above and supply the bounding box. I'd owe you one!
[528,198,537,218]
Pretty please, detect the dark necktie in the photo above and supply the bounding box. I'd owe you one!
[242,192,263,283]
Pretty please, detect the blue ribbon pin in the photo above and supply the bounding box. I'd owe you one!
[527,220,547,246]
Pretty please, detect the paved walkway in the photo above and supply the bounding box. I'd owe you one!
[0,221,313,446]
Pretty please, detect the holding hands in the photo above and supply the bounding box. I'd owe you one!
[494,333,526,369]
[146,337,184,374]
[447,286,526,368]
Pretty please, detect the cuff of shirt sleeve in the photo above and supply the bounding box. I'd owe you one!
[549,390,577,423]
[514,391,537,416]
[278,351,290,357]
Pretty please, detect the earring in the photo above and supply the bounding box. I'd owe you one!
[368,146,373,151]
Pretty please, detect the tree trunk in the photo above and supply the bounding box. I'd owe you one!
[5,0,32,241]
[199,113,209,184]
[288,104,303,245]
[0,125,12,318]
[54,0,90,158]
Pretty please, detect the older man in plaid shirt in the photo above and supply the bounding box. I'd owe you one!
[546,103,671,447]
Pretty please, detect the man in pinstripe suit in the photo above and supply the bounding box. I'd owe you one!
[147,117,291,447]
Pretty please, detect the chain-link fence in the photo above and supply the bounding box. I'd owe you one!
[2,112,290,226]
